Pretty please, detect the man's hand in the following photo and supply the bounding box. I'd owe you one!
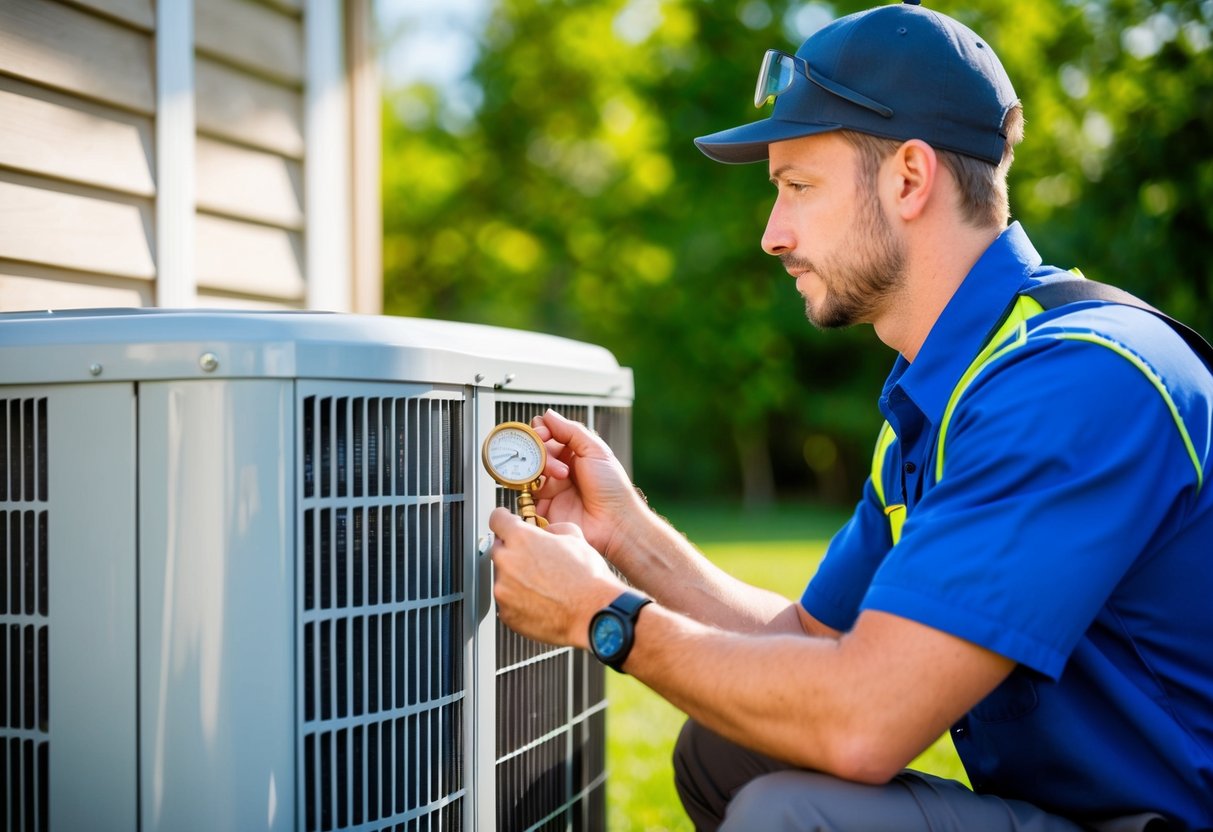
[529,409,649,560]
[523,410,804,632]
[488,507,628,648]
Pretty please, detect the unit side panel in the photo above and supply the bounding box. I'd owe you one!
[469,393,500,831]
[0,383,139,832]
[296,381,469,831]
[138,379,296,832]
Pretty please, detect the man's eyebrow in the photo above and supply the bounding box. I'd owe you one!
[768,164,795,185]
[769,164,815,185]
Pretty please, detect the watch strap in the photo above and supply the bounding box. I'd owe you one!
[609,590,652,618]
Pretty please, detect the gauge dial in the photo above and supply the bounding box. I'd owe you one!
[482,421,547,488]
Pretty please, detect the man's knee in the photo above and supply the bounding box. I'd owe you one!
[672,718,759,797]
[672,720,724,829]
[672,718,718,790]
[719,770,837,832]
[721,769,1095,832]
[671,717,698,786]
[673,720,795,831]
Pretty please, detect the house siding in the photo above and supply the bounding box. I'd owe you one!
[0,0,379,314]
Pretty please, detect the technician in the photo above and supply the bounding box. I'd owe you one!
[488,2,1213,829]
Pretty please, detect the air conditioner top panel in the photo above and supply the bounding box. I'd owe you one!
[0,308,633,398]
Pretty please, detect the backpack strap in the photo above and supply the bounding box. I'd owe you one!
[1024,276,1213,371]
[868,273,1212,546]
[935,275,1207,487]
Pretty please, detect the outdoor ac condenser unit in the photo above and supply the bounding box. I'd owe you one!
[0,309,634,832]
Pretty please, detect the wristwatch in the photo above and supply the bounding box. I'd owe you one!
[588,590,652,673]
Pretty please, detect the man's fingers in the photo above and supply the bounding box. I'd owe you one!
[541,409,613,461]
[529,416,553,441]
[526,415,572,479]
[546,521,585,539]
[488,506,527,539]
[544,450,571,480]
[490,506,583,542]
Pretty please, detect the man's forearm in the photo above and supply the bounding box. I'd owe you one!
[620,603,886,780]
[605,510,800,633]
[618,604,1012,784]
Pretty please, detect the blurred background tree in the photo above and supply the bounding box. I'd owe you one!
[381,0,1213,508]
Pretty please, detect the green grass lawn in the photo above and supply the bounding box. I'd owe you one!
[604,501,968,831]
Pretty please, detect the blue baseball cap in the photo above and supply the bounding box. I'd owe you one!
[695,1,1018,165]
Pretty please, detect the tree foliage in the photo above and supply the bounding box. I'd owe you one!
[382,0,1213,505]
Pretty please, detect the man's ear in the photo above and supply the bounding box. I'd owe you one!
[887,139,937,221]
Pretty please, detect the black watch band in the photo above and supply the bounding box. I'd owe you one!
[588,590,652,673]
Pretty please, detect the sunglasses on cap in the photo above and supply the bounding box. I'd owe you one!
[754,49,894,118]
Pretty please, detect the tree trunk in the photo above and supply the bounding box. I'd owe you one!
[734,424,775,511]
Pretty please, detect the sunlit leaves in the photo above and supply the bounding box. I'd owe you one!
[382,0,1213,502]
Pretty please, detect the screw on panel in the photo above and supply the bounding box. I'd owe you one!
[199,352,220,373]
[503,373,516,386]
[88,363,103,376]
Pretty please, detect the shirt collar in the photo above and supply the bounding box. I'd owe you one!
[889,222,1044,425]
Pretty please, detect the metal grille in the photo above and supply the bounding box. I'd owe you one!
[0,398,50,832]
[301,392,467,831]
[493,401,611,832]
[590,408,631,475]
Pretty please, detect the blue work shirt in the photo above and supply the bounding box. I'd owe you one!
[801,223,1213,829]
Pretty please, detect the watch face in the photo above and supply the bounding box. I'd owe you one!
[591,614,626,660]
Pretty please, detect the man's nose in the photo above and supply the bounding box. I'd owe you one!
[761,197,794,256]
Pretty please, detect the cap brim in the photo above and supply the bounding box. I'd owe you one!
[694,117,843,164]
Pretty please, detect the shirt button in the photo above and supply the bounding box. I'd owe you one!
[904,462,917,474]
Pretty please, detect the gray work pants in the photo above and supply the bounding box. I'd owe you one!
[672,719,1168,832]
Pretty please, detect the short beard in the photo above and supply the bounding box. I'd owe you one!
[782,195,907,330]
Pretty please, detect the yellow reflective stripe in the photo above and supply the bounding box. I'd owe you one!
[884,503,906,545]
[887,276,1204,543]
[934,302,1204,494]
[870,421,896,508]
[1049,332,1203,491]
[936,295,1044,482]
[871,422,902,544]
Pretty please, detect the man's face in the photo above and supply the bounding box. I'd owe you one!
[763,133,906,329]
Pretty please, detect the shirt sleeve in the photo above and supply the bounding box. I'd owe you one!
[861,331,1203,679]
[800,475,893,633]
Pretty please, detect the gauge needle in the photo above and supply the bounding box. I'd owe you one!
[492,450,520,464]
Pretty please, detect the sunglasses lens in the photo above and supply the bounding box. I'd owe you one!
[754,50,796,108]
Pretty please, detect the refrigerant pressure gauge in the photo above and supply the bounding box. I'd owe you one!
[482,421,546,488]
[482,421,548,526]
